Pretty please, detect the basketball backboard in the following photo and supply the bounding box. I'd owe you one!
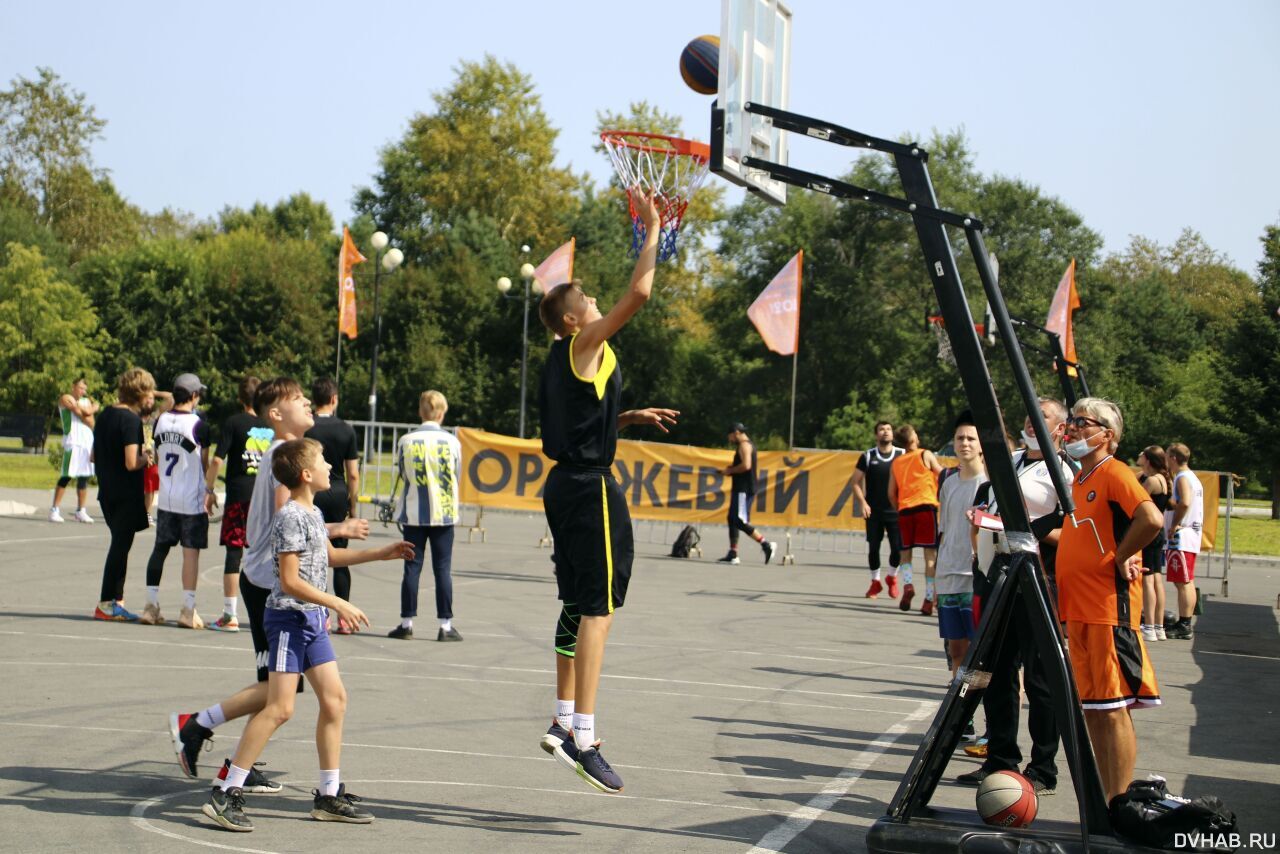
[713,0,791,205]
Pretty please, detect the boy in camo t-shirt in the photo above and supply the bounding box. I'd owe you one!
[202,439,412,833]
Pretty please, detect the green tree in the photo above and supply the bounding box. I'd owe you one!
[0,242,105,414]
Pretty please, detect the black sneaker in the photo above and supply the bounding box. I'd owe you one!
[716,551,741,565]
[1166,620,1194,640]
[219,759,282,794]
[170,712,213,778]
[575,745,624,794]
[311,784,374,823]
[387,625,414,640]
[540,720,580,771]
[437,627,463,642]
[1028,777,1056,796]
[956,768,990,786]
[202,786,253,832]
[762,541,777,564]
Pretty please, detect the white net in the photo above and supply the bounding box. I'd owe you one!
[600,131,711,261]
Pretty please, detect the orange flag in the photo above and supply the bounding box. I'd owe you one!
[1045,259,1081,376]
[747,251,803,355]
[337,226,365,339]
[533,238,575,292]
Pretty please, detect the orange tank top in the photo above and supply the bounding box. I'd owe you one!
[893,449,939,510]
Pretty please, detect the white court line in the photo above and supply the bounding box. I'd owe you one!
[609,640,943,671]
[746,701,936,853]
[0,534,101,546]
[1198,649,1280,662]
[131,790,276,854]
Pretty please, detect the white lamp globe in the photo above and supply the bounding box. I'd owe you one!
[496,277,512,294]
[521,244,531,254]
[383,247,404,271]
[371,231,389,251]
[520,262,536,279]
[531,279,544,295]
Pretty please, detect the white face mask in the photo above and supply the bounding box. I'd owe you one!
[1065,432,1102,460]
[1021,429,1040,451]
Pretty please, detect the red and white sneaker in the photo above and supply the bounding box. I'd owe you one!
[885,575,900,599]
[865,579,883,599]
[899,583,915,612]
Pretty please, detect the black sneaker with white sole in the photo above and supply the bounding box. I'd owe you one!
[311,784,374,823]
[203,786,253,832]
[540,720,580,771]
[170,712,213,778]
[218,759,282,794]
[575,745,624,794]
[762,541,777,564]
[716,551,741,565]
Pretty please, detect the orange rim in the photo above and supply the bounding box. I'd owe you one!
[600,130,710,162]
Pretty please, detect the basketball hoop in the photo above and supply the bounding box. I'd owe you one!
[927,315,987,368]
[600,130,711,262]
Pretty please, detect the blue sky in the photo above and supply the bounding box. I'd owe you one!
[3,0,1277,273]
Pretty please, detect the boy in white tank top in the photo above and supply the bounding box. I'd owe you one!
[50,377,99,523]
[1163,443,1203,639]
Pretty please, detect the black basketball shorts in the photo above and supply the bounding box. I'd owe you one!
[543,466,634,617]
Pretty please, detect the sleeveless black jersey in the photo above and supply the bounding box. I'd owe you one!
[539,333,622,468]
[856,445,905,513]
[731,442,758,495]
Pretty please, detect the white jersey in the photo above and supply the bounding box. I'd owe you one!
[153,410,210,515]
[59,397,95,449]
[1165,469,1204,554]
[975,450,1075,573]
[394,422,462,527]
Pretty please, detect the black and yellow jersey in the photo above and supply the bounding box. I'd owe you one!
[539,333,622,468]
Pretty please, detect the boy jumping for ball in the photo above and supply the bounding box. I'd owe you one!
[203,438,412,831]
[536,190,678,793]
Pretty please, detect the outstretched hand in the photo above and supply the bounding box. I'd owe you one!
[383,541,416,562]
[628,408,679,433]
[630,187,662,232]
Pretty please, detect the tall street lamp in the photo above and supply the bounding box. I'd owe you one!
[368,231,404,425]
[496,244,542,439]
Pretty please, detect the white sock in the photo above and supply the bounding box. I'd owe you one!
[400,618,413,630]
[886,566,898,578]
[183,589,197,610]
[439,618,452,631]
[221,763,250,791]
[319,768,340,798]
[146,586,160,606]
[870,569,882,581]
[196,704,226,730]
[900,563,914,586]
[224,596,237,618]
[572,713,596,751]
[555,699,574,731]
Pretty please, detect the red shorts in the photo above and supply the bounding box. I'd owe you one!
[898,505,938,549]
[1165,550,1197,584]
[143,464,159,493]
[219,500,250,548]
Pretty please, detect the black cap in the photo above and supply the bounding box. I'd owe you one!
[729,422,747,434]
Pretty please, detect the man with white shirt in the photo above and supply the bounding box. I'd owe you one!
[51,377,98,523]
[389,390,463,642]
[1163,443,1203,640]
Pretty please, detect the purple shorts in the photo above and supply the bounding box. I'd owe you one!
[263,608,336,674]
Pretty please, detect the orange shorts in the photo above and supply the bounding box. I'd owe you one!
[1065,621,1161,711]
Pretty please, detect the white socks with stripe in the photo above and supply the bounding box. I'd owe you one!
[555,699,574,731]
[196,704,226,730]
[221,763,249,791]
[572,713,596,751]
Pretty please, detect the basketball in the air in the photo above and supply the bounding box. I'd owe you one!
[976,770,1037,828]
[680,35,720,95]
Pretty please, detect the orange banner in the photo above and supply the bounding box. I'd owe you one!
[1045,259,1080,376]
[338,226,365,339]
[747,250,802,356]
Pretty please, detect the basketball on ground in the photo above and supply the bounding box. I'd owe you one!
[976,770,1038,828]
[679,35,719,95]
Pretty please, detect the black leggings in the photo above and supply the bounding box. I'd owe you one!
[57,476,89,490]
[99,500,141,602]
[727,490,757,547]
[866,511,902,571]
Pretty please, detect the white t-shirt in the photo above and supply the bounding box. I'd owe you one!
[153,410,211,515]
[975,450,1074,574]
[242,439,284,588]
[936,469,987,595]
[1165,469,1204,554]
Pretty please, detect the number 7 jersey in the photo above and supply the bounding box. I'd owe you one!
[153,410,211,515]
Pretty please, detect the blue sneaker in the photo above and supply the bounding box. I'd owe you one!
[94,602,139,622]
[539,721,579,771]
[575,745,623,794]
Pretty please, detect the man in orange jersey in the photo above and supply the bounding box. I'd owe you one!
[886,424,943,614]
[1058,397,1163,802]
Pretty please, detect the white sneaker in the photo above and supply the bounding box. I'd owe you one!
[49,508,64,523]
[1140,624,1158,643]
[1155,625,1167,641]
[74,508,94,524]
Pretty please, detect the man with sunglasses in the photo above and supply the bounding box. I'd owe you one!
[1057,398,1164,802]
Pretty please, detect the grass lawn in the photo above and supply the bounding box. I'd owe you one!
[1220,516,1280,557]
[0,445,61,489]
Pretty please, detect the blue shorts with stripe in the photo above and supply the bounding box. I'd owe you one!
[544,465,633,617]
[263,607,337,674]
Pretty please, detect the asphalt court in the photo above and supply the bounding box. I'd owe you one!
[1,506,1278,852]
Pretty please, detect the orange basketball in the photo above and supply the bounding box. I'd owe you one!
[680,35,720,95]
[976,770,1038,828]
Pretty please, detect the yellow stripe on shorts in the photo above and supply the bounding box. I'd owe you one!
[601,476,614,614]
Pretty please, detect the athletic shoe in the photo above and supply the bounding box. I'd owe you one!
[334,617,353,635]
[1028,776,1056,796]
[311,784,374,823]
[218,759,282,794]
[920,598,934,617]
[208,612,240,632]
[962,738,989,758]
[1166,621,1193,640]
[437,627,463,642]
[956,768,990,786]
[1140,624,1158,643]
[716,552,741,565]
[202,785,253,832]
[899,583,915,612]
[49,507,65,523]
[387,625,414,640]
[762,541,776,564]
[139,602,165,626]
[94,602,138,622]
[1155,625,1167,641]
[575,745,624,794]
[170,712,213,778]
[178,607,205,630]
[540,720,580,770]
[73,508,94,524]
[865,579,883,599]
[885,575,900,599]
